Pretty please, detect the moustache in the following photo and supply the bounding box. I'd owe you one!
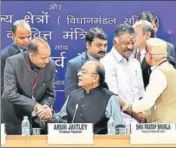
[124,49,133,52]
[98,51,106,54]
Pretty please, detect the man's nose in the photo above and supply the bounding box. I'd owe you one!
[127,44,134,50]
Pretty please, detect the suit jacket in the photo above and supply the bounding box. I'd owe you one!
[65,52,89,99]
[1,43,21,95]
[1,52,56,135]
[141,42,175,88]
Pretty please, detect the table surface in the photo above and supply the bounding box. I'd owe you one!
[2,135,176,147]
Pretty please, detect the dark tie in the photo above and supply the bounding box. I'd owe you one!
[136,51,141,62]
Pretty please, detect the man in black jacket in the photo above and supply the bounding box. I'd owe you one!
[134,11,175,88]
[1,20,31,95]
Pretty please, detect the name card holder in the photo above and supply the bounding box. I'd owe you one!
[130,123,176,144]
[47,123,93,144]
[1,124,6,145]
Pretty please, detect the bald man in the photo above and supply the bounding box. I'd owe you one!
[1,20,32,95]
[2,38,56,135]
[123,38,176,123]
[133,20,155,88]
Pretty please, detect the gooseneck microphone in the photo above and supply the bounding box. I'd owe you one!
[72,104,79,123]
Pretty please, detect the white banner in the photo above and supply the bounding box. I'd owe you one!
[130,123,176,144]
[1,124,6,145]
[47,123,93,144]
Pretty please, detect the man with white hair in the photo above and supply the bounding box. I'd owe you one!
[123,38,176,123]
[133,20,155,88]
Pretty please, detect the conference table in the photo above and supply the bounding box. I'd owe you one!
[2,135,176,147]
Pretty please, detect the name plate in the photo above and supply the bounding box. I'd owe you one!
[47,123,93,144]
[1,124,6,145]
[130,123,176,144]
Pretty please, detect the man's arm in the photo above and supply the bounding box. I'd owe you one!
[101,58,118,95]
[50,95,69,123]
[167,42,176,66]
[65,61,78,98]
[2,58,36,113]
[1,56,6,95]
[40,64,56,107]
[105,95,125,126]
[136,61,145,98]
[132,69,167,112]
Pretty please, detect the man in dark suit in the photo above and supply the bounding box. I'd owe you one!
[133,20,156,88]
[1,20,31,95]
[138,10,175,66]
[65,27,108,98]
[2,38,56,135]
[135,11,176,88]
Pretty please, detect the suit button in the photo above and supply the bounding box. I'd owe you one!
[80,114,82,117]
[82,105,84,107]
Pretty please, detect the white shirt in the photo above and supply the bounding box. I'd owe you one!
[137,48,146,63]
[132,64,167,112]
[101,47,145,123]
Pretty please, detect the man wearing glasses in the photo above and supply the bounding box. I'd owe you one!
[52,61,125,134]
[64,27,108,99]
[123,38,176,123]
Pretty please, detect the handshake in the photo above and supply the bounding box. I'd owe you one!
[34,103,53,120]
[122,104,147,123]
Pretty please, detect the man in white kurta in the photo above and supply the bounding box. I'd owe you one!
[101,24,145,124]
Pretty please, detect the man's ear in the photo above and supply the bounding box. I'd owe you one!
[12,33,15,40]
[86,42,91,49]
[29,53,34,59]
[146,31,151,39]
[114,37,119,44]
[93,74,99,83]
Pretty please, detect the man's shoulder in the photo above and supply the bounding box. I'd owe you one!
[101,51,114,63]
[68,52,86,65]
[1,43,18,56]
[48,58,55,67]
[7,52,24,62]
[69,88,83,97]
[102,88,116,96]
[166,41,174,50]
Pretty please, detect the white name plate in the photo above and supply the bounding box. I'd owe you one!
[1,124,6,145]
[47,123,93,144]
[130,123,176,144]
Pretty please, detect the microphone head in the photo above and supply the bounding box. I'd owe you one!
[75,104,79,109]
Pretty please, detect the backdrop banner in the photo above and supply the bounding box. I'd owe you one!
[1,1,176,111]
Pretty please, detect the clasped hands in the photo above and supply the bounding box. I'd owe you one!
[34,103,53,120]
[122,104,146,123]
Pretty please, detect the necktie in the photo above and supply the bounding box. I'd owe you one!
[136,51,141,62]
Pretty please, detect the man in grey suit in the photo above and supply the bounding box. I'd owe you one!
[1,20,31,95]
[65,27,108,98]
[2,38,56,135]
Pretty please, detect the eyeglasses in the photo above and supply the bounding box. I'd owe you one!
[78,69,97,75]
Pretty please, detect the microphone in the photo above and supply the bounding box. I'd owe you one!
[72,104,79,123]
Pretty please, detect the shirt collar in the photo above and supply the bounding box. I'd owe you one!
[13,43,26,53]
[111,46,134,63]
[87,52,98,61]
[137,48,146,55]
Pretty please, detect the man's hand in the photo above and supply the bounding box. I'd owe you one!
[34,104,53,120]
[122,104,133,115]
[132,112,146,123]
[122,104,146,123]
